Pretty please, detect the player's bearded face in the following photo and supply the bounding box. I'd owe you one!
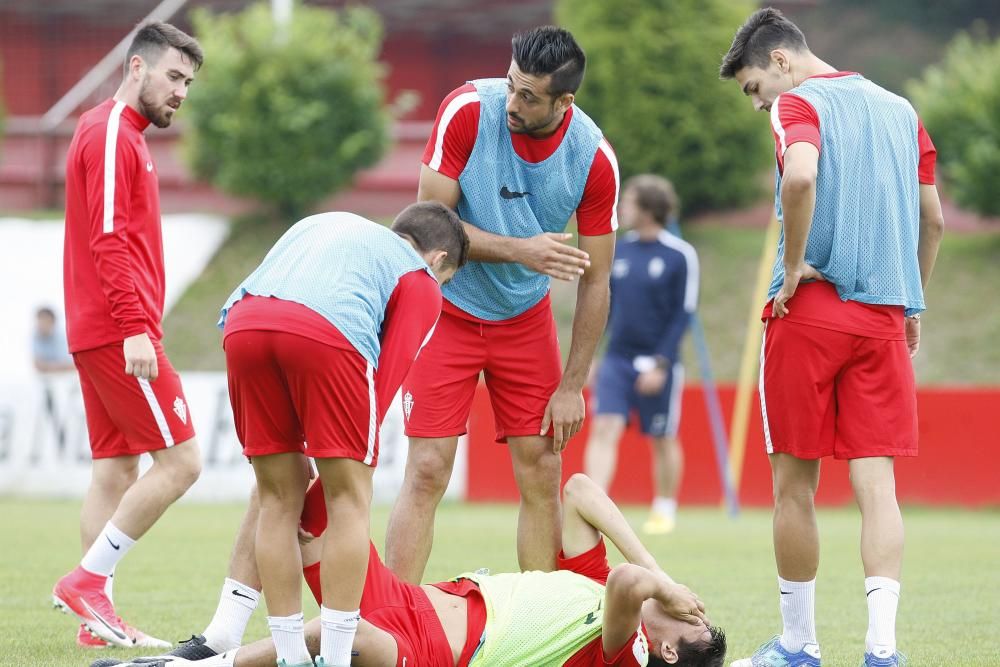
[505,62,567,136]
[138,75,174,128]
[137,49,193,129]
[507,101,560,135]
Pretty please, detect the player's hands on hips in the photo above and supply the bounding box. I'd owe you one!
[635,367,668,396]
[541,386,585,453]
[773,263,824,318]
[905,316,920,358]
[123,332,158,380]
[658,580,708,626]
[518,233,591,281]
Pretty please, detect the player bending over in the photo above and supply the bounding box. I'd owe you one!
[218,203,467,667]
[99,474,726,667]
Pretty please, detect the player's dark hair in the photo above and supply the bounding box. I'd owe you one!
[512,26,586,97]
[125,20,204,74]
[719,7,807,79]
[650,625,726,667]
[36,306,57,320]
[624,174,679,227]
[391,201,470,271]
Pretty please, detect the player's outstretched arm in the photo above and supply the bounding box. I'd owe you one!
[418,165,591,279]
[561,473,659,572]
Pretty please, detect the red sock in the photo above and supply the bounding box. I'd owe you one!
[303,561,323,605]
[299,479,327,538]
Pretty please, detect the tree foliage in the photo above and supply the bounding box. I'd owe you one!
[184,3,390,219]
[555,0,772,213]
[909,26,1000,216]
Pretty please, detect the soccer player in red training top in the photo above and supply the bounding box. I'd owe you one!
[218,205,469,667]
[109,474,724,667]
[53,21,205,650]
[386,25,620,586]
[719,8,944,667]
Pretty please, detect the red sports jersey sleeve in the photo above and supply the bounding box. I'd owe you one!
[916,118,937,185]
[80,118,147,339]
[375,270,442,417]
[770,93,821,173]
[64,100,167,353]
[422,83,480,180]
[560,539,650,667]
[576,138,620,236]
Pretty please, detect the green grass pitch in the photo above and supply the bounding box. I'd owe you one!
[3,499,998,666]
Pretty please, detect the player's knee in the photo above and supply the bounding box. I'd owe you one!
[405,453,454,498]
[850,471,897,507]
[92,460,140,493]
[564,472,589,495]
[772,476,817,506]
[519,461,562,505]
[155,439,202,491]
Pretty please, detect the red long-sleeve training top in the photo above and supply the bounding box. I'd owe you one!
[63,99,165,353]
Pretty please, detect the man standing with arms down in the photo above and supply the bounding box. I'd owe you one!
[53,22,205,649]
[584,175,698,536]
[719,8,943,667]
[386,25,619,583]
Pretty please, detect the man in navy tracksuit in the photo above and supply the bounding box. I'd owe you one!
[584,175,699,534]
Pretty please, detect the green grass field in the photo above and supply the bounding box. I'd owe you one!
[4,499,999,666]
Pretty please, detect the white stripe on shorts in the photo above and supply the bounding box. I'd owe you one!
[758,321,774,454]
[364,362,377,465]
[137,377,175,447]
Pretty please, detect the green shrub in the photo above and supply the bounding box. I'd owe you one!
[909,26,1000,217]
[555,0,772,213]
[184,3,390,218]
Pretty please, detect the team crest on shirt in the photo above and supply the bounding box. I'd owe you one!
[633,626,650,665]
[173,397,187,424]
[403,391,414,421]
[648,257,666,279]
[612,258,630,279]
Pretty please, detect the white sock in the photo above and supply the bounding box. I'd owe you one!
[104,568,115,605]
[202,578,260,652]
[778,576,818,653]
[652,496,677,518]
[320,606,361,666]
[865,576,900,658]
[268,613,310,665]
[81,522,136,576]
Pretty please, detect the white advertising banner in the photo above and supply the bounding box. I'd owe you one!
[0,372,467,504]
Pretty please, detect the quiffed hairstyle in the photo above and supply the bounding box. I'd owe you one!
[512,26,586,98]
[391,201,470,271]
[649,625,727,667]
[719,7,807,79]
[624,174,679,226]
[125,21,204,73]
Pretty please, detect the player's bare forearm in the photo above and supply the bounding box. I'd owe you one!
[562,474,660,573]
[917,183,945,290]
[461,222,529,263]
[561,278,608,391]
[779,143,819,272]
[560,233,614,392]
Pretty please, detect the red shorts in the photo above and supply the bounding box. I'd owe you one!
[224,329,379,463]
[402,296,562,443]
[361,542,455,667]
[73,340,195,459]
[759,317,918,459]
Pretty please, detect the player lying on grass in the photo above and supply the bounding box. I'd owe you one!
[95,474,726,667]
